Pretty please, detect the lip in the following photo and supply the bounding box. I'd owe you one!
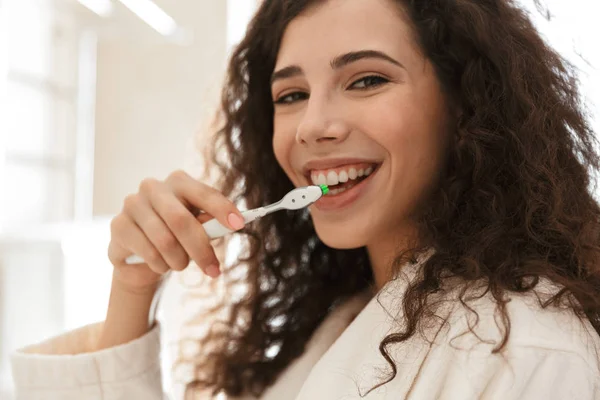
[312,163,381,212]
[301,157,381,178]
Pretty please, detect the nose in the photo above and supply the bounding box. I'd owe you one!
[295,94,351,146]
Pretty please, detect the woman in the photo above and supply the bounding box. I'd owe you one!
[12,0,600,399]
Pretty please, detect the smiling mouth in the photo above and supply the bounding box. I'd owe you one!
[307,162,381,195]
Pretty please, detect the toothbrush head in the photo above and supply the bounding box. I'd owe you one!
[279,185,326,210]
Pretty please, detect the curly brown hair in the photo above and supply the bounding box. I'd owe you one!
[179,0,600,397]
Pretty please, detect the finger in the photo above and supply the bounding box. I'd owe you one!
[196,212,214,224]
[125,191,190,272]
[148,184,221,277]
[166,171,246,232]
[109,213,170,274]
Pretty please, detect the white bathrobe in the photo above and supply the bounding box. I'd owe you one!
[11,259,600,400]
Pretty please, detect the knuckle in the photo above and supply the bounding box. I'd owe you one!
[168,169,188,182]
[139,178,159,194]
[200,184,219,200]
[148,262,168,275]
[122,194,140,211]
[107,245,118,265]
[203,189,233,213]
[109,216,122,234]
[171,258,189,271]
[146,248,162,264]
[155,232,178,252]
[166,210,191,231]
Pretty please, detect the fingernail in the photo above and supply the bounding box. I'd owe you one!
[227,213,245,230]
[206,264,220,278]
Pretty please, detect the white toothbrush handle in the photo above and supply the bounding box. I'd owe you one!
[202,206,267,238]
[125,207,268,265]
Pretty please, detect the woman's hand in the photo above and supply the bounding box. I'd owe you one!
[107,170,245,293]
[97,170,245,350]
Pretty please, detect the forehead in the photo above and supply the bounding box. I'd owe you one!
[275,0,417,68]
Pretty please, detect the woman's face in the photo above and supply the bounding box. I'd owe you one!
[271,0,453,249]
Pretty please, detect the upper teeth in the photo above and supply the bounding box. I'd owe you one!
[311,165,375,186]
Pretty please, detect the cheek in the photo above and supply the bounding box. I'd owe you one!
[372,93,449,206]
[377,88,448,157]
[365,97,415,152]
[272,120,297,180]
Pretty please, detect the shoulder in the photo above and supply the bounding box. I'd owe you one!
[439,278,600,375]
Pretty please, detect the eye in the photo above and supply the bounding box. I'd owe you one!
[274,91,309,105]
[349,75,389,90]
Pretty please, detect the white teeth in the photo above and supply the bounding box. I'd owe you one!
[311,173,328,186]
[310,164,378,186]
[317,173,327,185]
[338,170,348,183]
[326,171,339,186]
[348,168,357,180]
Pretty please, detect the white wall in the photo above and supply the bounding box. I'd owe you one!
[92,1,228,215]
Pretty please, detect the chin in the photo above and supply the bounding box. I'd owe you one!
[312,223,369,250]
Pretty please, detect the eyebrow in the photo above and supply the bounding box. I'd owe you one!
[270,50,405,85]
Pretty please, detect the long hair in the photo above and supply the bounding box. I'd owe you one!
[179,0,600,397]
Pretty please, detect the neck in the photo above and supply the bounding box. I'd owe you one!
[367,225,419,291]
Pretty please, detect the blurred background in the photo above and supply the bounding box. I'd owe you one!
[0,0,258,397]
[0,0,597,398]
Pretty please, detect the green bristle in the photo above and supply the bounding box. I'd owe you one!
[320,184,329,195]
